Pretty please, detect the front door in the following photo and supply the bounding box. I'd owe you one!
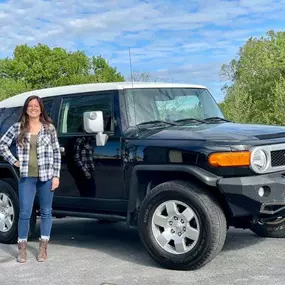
[53,91,125,213]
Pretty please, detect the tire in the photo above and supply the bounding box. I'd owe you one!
[2,178,18,192]
[0,180,37,244]
[251,217,285,238]
[138,180,227,270]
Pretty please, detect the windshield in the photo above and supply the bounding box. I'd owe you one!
[124,88,224,127]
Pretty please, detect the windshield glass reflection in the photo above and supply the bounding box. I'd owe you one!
[124,88,224,127]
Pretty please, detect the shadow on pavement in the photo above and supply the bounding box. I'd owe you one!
[0,244,17,259]
[33,218,159,268]
[0,218,264,266]
[223,227,264,252]
[0,242,38,261]
[36,218,264,262]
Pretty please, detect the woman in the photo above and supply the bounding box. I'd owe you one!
[0,95,61,263]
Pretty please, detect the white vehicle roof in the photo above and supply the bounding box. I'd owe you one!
[0,82,206,108]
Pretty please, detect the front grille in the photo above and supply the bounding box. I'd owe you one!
[271,150,285,167]
[251,143,285,173]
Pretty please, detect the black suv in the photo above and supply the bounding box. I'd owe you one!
[1,82,285,270]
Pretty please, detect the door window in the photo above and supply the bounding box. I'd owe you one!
[42,99,54,118]
[59,92,114,134]
[0,107,21,135]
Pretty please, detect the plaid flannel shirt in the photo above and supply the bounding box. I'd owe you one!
[73,137,95,173]
[0,122,61,181]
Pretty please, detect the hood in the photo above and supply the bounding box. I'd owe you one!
[137,122,285,142]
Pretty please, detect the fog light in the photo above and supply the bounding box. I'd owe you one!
[258,187,265,197]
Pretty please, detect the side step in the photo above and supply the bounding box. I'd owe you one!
[51,210,127,222]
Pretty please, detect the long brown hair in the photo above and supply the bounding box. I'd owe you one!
[18,95,53,146]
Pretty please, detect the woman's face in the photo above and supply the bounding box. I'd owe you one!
[26,99,41,119]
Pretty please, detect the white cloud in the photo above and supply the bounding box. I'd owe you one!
[0,0,285,101]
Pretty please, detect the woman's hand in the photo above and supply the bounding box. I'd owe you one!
[84,171,92,179]
[14,161,20,167]
[51,177,60,191]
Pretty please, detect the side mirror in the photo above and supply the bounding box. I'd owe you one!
[83,111,108,146]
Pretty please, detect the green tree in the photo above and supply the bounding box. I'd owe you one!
[91,56,124,82]
[0,78,31,101]
[128,71,175,83]
[0,44,124,100]
[220,30,285,125]
[131,71,153,82]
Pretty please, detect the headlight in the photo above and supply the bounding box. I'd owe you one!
[250,149,268,173]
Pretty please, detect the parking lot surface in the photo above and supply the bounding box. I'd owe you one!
[1,217,285,285]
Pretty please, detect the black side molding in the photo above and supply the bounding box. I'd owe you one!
[0,162,19,181]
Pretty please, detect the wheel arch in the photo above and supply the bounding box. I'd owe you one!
[0,163,19,191]
[126,164,231,227]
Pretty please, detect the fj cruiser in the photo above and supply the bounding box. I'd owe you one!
[1,82,285,270]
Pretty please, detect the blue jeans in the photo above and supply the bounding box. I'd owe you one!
[18,177,54,240]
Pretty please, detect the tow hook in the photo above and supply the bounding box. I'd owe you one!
[252,216,264,225]
[253,215,284,225]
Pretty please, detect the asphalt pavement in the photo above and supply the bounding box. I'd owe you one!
[1,217,285,285]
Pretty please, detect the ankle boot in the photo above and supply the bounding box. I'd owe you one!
[17,241,27,263]
[37,239,49,262]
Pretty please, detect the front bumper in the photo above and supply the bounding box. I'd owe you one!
[217,171,285,218]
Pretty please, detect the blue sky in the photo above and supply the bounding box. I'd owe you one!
[0,0,285,102]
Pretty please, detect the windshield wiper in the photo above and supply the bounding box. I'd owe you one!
[137,120,178,127]
[174,118,205,124]
[203,117,231,122]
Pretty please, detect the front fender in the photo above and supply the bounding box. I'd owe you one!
[126,164,220,226]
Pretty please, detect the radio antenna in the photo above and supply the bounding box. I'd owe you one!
[129,47,134,88]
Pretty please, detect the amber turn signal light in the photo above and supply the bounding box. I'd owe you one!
[208,151,251,167]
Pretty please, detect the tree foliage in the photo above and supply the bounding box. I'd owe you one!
[220,30,285,125]
[128,71,175,83]
[0,78,31,101]
[0,44,124,101]
[131,71,154,82]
